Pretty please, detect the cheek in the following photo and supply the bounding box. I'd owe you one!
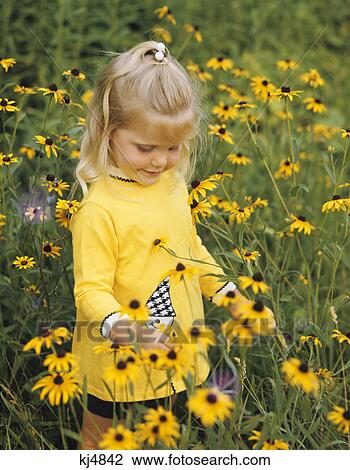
[168,151,180,167]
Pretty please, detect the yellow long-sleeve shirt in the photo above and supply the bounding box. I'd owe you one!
[69,166,236,402]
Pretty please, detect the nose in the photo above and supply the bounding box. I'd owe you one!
[151,151,167,168]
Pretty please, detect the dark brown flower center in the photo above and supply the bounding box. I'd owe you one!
[56,347,66,358]
[191,180,200,189]
[281,86,290,93]
[167,350,177,360]
[117,360,127,370]
[223,105,229,110]
[45,138,53,145]
[43,244,52,252]
[332,195,341,200]
[298,362,309,373]
[238,101,247,105]
[53,375,64,385]
[176,263,185,271]
[154,239,161,245]
[262,80,268,86]
[150,353,158,362]
[343,410,350,420]
[218,128,226,134]
[206,393,217,404]
[298,216,306,221]
[129,300,140,309]
[115,433,124,441]
[159,415,167,422]
[152,425,159,434]
[315,99,321,103]
[71,68,80,76]
[46,174,55,181]
[252,272,263,282]
[48,84,58,91]
[253,300,264,312]
[1,99,7,106]
[190,326,200,337]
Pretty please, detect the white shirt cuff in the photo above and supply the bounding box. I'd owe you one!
[100,312,130,339]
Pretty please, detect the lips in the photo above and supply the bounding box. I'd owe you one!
[144,170,161,175]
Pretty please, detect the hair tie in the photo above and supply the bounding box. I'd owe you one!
[154,42,166,61]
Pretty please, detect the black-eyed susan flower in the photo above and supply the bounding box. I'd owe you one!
[289,214,315,235]
[281,358,320,396]
[187,386,235,427]
[184,24,202,42]
[164,262,199,285]
[57,94,83,109]
[212,101,238,121]
[276,59,298,71]
[0,152,18,166]
[207,170,234,182]
[188,178,219,204]
[157,345,194,378]
[234,100,257,110]
[232,67,250,78]
[56,198,80,215]
[22,283,38,295]
[62,67,86,81]
[139,348,165,370]
[239,300,276,335]
[300,335,322,347]
[214,288,241,309]
[206,56,233,71]
[31,370,82,405]
[228,201,253,224]
[43,347,77,372]
[207,194,232,211]
[34,135,62,159]
[250,76,276,100]
[0,97,20,112]
[221,318,256,346]
[135,406,180,447]
[208,123,234,144]
[190,199,212,223]
[186,324,216,348]
[14,84,36,95]
[0,57,16,72]
[103,357,139,388]
[271,86,303,101]
[154,6,176,25]
[19,146,36,159]
[327,405,350,434]
[233,248,260,262]
[78,116,86,126]
[340,128,350,139]
[120,299,150,321]
[99,425,139,450]
[152,236,169,254]
[303,97,326,113]
[12,255,36,270]
[321,195,350,213]
[23,326,71,355]
[227,151,252,165]
[93,341,127,355]
[315,368,333,386]
[331,329,350,346]
[41,175,70,197]
[42,241,62,259]
[248,430,289,450]
[36,84,67,103]
[152,26,172,44]
[186,61,213,82]
[244,195,269,211]
[238,272,270,294]
[274,158,300,179]
[300,68,325,88]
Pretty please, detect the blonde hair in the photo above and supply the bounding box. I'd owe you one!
[70,40,210,199]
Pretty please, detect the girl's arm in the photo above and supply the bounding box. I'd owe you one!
[69,201,129,339]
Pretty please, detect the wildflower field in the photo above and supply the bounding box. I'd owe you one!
[1,0,350,450]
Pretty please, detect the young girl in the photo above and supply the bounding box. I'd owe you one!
[69,40,250,450]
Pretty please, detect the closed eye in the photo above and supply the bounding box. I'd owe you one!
[137,145,180,153]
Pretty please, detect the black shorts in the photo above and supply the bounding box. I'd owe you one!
[87,391,187,419]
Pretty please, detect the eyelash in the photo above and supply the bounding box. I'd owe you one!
[137,146,179,153]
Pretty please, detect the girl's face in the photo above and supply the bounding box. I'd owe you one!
[109,126,183,186]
